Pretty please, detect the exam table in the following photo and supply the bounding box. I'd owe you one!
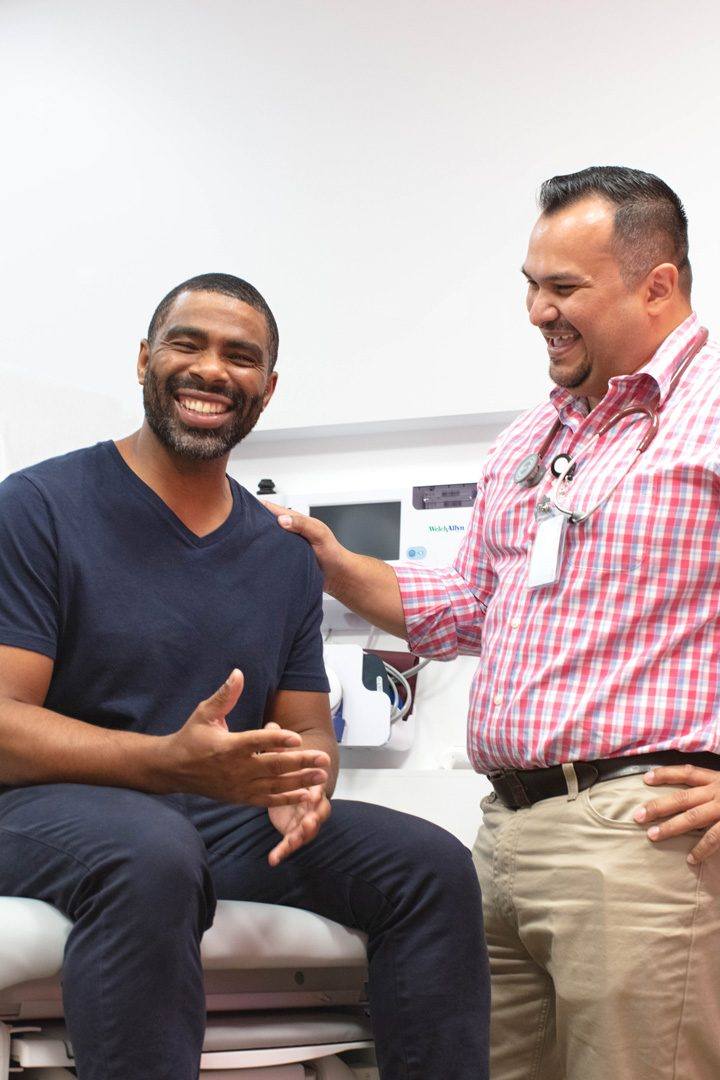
[0,897,373,1078]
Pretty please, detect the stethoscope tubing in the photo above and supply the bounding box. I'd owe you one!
[522,327,709,525]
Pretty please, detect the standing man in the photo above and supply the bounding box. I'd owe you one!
[0,273,488,1079]
[271,167,720,1080]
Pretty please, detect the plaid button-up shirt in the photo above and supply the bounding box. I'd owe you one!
[394,313,720,772]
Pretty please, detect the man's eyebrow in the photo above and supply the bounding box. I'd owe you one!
[162,325,208,342]
[521,268,589,285]
[223,339,265,362]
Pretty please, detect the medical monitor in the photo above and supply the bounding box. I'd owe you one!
[309,501,401,561]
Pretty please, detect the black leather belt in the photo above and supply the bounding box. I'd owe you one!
[487,750,720,810]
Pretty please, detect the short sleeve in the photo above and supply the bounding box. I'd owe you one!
[278,556,330,692]
[0,474,60,659]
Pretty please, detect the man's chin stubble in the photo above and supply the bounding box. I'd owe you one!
[165,428,234,461]
[549,358,593,391]
[148,415,259,460]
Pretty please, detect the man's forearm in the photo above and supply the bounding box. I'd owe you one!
[0,697,169,790]
[330,552,408,639]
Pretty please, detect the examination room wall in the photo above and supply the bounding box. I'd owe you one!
[2,0,720,438]
[3,0,720,845]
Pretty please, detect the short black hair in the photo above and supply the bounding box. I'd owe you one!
[147,272,280,370]
[538,166,692,295]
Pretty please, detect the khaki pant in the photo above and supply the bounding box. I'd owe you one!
[472,771,720,1080]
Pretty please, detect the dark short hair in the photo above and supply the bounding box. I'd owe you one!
[538,166,692,295]
[147,272,280,370]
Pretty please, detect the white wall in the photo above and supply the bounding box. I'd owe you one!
[2,0,719,444]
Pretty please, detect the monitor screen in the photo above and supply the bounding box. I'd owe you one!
[309,501,401,560]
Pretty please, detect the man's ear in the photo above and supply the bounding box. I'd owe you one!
[262,370,279,410]
[645,263,679,312]
[137,339,150,385]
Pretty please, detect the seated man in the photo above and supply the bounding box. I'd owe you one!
[0,273,488,1080]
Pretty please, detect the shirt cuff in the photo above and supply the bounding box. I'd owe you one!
[393,563,465,659]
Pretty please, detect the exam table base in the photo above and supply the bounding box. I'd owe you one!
[2,1009,375,1077]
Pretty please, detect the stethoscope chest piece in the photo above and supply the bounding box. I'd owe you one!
[513,452,545,488]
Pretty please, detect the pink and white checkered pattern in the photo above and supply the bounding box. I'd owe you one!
[395,314,720,772]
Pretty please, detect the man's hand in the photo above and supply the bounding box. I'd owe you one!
[164,670,330,806]
[263,719,332,865]
[261,500,408,638]
[634,765,720,864]
[268,784,331,866]
[261,500,348,594]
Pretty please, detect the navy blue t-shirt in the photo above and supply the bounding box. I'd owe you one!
[0,442,329,738]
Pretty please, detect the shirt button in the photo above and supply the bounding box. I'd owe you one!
[493,694,503,707]
[510,617,521,630]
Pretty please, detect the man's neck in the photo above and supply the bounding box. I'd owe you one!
[585,305,694,410]
[115,425,233,538]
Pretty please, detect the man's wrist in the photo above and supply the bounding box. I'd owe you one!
[129,732,182,794]
[323,544,357,600]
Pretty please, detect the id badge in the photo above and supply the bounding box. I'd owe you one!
[528,510,568,589]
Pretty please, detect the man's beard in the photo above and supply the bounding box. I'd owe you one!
[143,367,265,460]
[549,354,593,391]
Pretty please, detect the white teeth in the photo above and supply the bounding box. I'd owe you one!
[179,397,228,415]
[550,334,576,347]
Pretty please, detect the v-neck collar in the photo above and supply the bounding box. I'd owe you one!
[104,441,241,548]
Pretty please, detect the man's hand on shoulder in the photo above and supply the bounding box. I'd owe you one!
[261,499,408,638]
[163,670,330,807]
[634,764,720,864]
[260,500,348,594]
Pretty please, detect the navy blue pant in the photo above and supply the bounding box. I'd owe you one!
[0,785,489,1079]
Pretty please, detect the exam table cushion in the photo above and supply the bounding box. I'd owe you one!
[0,897,368,992]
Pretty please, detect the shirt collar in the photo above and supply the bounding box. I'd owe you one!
[549,311,701,424]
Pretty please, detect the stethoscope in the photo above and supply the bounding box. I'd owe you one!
[512,327,709,525]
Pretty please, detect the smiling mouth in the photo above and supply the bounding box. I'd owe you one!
[176,393,231,415]
[174,393,234,428]
[545,331,581,358]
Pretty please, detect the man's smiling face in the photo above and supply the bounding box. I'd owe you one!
[522,195,651,407]
[138,290,277,460]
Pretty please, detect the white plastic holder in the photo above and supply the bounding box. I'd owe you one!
[384,710,415,753]
[324,645,391,747]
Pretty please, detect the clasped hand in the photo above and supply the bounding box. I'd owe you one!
[166,670,330,849]
[634,765,720,865]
